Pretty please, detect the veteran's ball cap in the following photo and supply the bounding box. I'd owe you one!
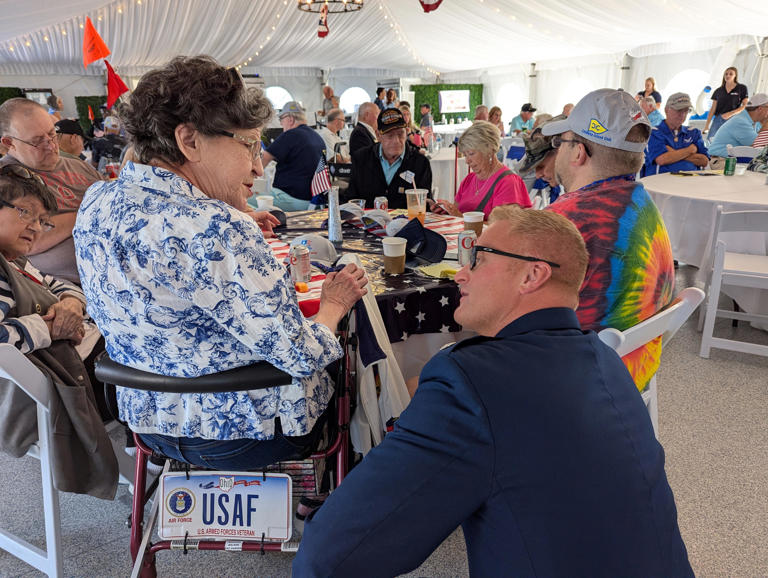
[541,88,650,153]
[521,103,537,113]
[377,108,407,134]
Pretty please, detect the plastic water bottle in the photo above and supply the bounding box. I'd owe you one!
[435,134,442,152]
[327,186,343,249]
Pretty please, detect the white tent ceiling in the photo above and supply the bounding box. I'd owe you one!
[0,0,767,79]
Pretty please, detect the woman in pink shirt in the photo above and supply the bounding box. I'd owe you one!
[432,121,530,219]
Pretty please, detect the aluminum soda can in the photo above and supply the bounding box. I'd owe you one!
[723,156,736,176]
[290,244,311,284]
[374,196,389,211]
[457,230,477,267]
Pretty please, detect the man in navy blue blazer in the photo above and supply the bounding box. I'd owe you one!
[293,206,693,577]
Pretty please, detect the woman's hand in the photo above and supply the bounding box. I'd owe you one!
[42,297,85,344]
[315,264,368,331]
[430,199,461,217]
[243,208,280,238]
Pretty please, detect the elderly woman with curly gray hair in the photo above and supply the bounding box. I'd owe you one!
[72,55,367,472]
[432,120,531,219]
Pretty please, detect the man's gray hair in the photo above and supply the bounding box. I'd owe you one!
[119,55,273,166]
[458,120,501,158]
[0,98,46,137]
[642,96,656,107]
[327,108,345,123]
[358,102,379,123]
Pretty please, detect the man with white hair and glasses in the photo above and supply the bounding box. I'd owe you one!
[0,98,102,283]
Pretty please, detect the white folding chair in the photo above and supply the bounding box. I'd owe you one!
[726,144,760,160]
[698,206,768,358]
[598,287,705,437]
[0,344,63,578]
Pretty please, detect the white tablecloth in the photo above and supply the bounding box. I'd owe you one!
[428,147,468,202]
[643,171,768,317]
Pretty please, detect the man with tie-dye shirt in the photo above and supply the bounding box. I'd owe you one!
[543,89,675,392]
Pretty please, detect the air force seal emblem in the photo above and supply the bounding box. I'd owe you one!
[167,489,194,517]
[588,119,607,134]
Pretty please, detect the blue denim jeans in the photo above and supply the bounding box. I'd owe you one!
[139,414,327,471]
[708,114,726,140]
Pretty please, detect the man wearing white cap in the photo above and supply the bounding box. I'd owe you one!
[541,88,675,392]
[708,93,768,162]
[645,92,709,175]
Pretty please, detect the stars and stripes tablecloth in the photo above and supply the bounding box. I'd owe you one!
[269,210,464,342]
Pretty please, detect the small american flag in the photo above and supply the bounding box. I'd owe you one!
[310,155,333,204]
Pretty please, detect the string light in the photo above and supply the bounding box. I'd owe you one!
[235,4,284,71]
[377,0,439,77]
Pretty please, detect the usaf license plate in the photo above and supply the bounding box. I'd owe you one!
[158,471,292,542]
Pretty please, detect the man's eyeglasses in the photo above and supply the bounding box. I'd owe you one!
[0,199,55,231]
[551,135,591,157]
[470,245,560,270]
[215,130,263,162]
[1,164,47,187]
[6,133,57,150]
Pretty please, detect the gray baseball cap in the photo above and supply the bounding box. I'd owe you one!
[541,88,650,153]
[666,92,693,111]
[746,93,768,108]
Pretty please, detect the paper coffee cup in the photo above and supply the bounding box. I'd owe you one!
[382,237,407,274]
[255,195,274,208]
[463,211,484,237]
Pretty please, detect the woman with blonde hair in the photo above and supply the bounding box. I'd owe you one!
[635,77,661,109]
[431,121,530,219]
[488,106,505,136]
[399,105,423,148]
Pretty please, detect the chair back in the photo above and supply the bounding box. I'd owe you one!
[0,344,63,577]
[598,287,705,357]
[598,287,704,437]
[726,144,760,161]
[700,205,768,286]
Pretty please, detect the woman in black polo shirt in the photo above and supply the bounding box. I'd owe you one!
[704,66,749,139]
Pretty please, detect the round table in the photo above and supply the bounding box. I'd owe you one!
[428,147,468,202]
[643,171,768,320]
[643,171,768,268]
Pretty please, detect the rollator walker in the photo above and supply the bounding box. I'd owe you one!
[95,313,357,578]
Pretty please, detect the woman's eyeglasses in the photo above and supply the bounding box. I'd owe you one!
[470,245,560,270]
[0,165,56,231]
[216,130,263,162]
[0,199,55,231]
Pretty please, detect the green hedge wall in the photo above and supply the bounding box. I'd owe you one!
[75,96,106,133]
[411,83,483,125]
[0,87,25,106]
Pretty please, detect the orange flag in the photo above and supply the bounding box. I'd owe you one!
[105,60,129,108]
[87,105,95,122]
[83,16,110,68]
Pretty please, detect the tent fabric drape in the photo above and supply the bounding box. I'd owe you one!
[1,0,768,77]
